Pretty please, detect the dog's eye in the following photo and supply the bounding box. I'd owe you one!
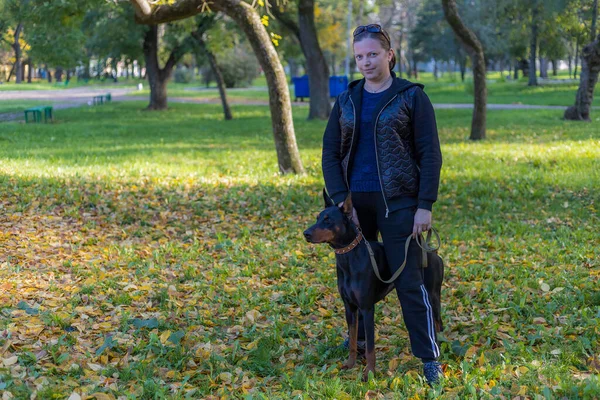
[323,216,330,223]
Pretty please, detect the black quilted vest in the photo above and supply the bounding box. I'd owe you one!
[337,79,422,201]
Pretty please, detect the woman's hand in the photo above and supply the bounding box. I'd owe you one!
[412,208,432,238]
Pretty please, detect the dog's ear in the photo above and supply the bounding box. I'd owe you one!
[341,192,353,215]
[323,189,335,208]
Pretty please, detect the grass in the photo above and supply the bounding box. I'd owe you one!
[126,72,595,107]
[127,84,275,102]
[2,71,595,109]
[0,101,598,398]
[0,100,58,114]
[422,79,599,107]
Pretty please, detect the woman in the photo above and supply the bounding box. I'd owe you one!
[321,24,443,385]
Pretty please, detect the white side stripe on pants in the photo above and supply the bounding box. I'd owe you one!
[420,284,440,358]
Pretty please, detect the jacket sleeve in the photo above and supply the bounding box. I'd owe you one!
[322,98,348,205]
[411,87,442,211]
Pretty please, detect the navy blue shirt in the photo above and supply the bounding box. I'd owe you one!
[349,87,391,192]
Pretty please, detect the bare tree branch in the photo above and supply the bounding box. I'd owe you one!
[130,0,210,24]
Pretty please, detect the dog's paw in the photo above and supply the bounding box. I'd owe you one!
[341,359,356,370]
[362,367,375,382]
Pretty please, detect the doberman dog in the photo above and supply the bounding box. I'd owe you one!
[303,190,444,381]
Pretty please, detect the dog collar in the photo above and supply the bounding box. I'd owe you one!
[334,232,363,254]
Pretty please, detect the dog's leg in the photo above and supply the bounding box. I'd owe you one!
[425,254,445,333]
[362,307,376,381]
[341,304,358,370]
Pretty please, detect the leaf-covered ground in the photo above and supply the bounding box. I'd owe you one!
[0,102,598,399]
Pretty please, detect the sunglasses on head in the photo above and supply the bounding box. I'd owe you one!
[353,24,391,44]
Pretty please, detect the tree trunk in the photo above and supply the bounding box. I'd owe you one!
[398,32,404,78]
[412,57,419,79]
[456,45,467,82]
[298,0,331,119]
[513,59,519,79]
[46,65,52,83]
[433,59,438,80]
[192,31,233,120]
[143,25,170,110]
[592,0,598,40]
[357,0,365,26]
[331,54,336,76]
[568,53,573,78]
[20,61,26,82]
[442,0,487,140]
[11,23,23,84]
[529,3,539,86]
[574,38,580,78]
[539,57,548,78]
[220,1,304,173]
[207,50,233,120]
[287,58,298,81]
[459,57,466,82]
[56,67,64,82]
[130,0,305,174]
[551,59,558,76]
[272,0,331,119]
[519,59,530,77]
[27,60,32,83]
[111,59,119,82]
[564,34,600,121]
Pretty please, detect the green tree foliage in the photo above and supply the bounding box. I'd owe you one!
[83,2,146,67]
[23,0,90,69]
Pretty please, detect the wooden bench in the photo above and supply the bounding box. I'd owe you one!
[24,106,53,123]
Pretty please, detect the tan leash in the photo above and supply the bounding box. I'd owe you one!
[362,227,441,284]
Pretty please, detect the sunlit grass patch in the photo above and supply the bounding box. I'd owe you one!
[0,101,598,398]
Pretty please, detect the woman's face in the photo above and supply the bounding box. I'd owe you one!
[353,38,392,82]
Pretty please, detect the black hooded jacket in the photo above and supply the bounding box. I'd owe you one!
[322,72,442,215]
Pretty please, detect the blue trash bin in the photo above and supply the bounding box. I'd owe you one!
[292,75,310,101]
[329,76,348,97]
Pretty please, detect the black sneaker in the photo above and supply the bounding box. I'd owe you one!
[342,337,366,358]
[423,361,444,386]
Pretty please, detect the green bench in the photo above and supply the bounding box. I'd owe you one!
[24,106,53,123]
[92,93,112,105]
[53,80,69,88]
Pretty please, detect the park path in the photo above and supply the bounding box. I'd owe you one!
[0,87,135,122]
[0,86,575,122]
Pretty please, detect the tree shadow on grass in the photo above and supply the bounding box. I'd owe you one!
[0,170,597,396]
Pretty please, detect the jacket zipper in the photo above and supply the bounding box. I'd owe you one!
[374,94,398,218]
[346,96,357,187]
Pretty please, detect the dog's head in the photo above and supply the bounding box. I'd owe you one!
[303,190,354,244]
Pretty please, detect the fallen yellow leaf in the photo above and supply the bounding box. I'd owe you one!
[160,330,172,344]
[2,356,18,366]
